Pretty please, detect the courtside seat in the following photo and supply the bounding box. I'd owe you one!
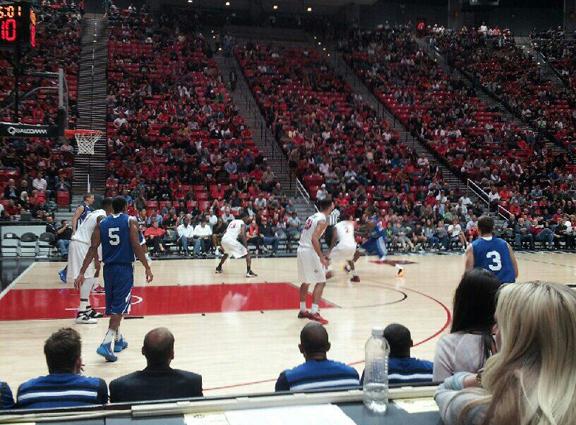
[19,232,39,257]
[1,233,20,257]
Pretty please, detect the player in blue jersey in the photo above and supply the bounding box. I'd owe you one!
[359,214,404,276]
[465,215,518,284]
[75,197,153,362]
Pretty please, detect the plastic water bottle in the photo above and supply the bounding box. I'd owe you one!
[363,327,389,414]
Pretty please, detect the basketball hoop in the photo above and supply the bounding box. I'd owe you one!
[64,129,102,155]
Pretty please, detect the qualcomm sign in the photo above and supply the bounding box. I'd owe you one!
[0,122,57,138]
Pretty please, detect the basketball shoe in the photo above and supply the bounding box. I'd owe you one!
[309,312,329,325]
[245,270,258,278]
[96,343,117,362]
[298,310,311,319]
[396,264,404,277]
[350,275,360,283]
[114,337,128,353]
[75,312,97,324]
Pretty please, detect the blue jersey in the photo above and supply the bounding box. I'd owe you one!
[100,213,135,265]
[472,237,515,283]
[78,203,92,226]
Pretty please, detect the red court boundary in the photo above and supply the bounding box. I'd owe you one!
[204,285,452,391]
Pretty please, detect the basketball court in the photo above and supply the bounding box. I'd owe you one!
[0,252,574,396]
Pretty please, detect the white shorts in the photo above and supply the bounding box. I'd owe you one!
[221,237,248,259]
[66,239,96,284]
[297,247,326,284]
[329,243,356,263]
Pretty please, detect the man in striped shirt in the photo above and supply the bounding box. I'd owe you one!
[16,328,108,409]
[275,323,359,392]
[362,324,433,385]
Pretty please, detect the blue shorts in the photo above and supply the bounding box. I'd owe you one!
[103,263,134,315]
[360,237,387,257]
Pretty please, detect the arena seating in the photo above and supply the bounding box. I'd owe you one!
[105,7,301,252]
[531,29,576,91]
[235,43,458,231]
[0,0,79,217]
[344,27,575,223]
[431,28,576,155]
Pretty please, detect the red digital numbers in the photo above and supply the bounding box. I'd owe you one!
[1,18,17,42]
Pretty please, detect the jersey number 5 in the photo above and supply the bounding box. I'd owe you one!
[486,250,502,271]
[109,227,121,246]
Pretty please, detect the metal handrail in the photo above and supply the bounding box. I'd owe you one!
[296,178,312,205]
[466,179,512,221]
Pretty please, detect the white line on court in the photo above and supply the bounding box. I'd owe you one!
[0,262,37,301]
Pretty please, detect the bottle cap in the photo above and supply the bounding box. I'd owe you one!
[371,327,384,337]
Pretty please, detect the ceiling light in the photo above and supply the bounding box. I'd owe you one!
[225,1,230,5]
[273,4,278,9]
[307,6,312,12]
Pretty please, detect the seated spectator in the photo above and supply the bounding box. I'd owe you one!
[193,218,213,257]
[0,380,14,409]
[514,216,534,249]
[176,216,194,256]
[433,268,500,382]
[246,219,261,254]
[275,322,359,392]
[360,323,433,385]
[109,328,202,403]
[55,219,72,258]
[286,211,302,252]
[144,219,166,257]
[16,328,107,409]
[435,281,576,425]
[383,324,433,384]
[260,216,279,256]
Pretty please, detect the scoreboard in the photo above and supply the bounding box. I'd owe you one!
[0,1,36,48]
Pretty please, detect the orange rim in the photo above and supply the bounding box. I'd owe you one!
[64,129,103,138]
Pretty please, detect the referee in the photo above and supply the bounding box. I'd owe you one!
[324,207,341,247]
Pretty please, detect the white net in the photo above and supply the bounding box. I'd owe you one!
[75,131,102,155]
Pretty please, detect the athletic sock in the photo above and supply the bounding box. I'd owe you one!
[300,302,307,312]
[79,299,89,313]
[352,270,358,277]
[311,304,319,314]
[79,278,96,311]
[102,329,116,345]
[115,332,123,342]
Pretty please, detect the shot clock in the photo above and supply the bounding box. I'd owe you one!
[0,1,36,48]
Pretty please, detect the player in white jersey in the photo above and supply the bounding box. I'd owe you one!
[215,212,257,278]
[297,198,334,325]
[67,198,113,324]
[326,213,361,282]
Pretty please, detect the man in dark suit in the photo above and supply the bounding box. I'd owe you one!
[109,328,202,403]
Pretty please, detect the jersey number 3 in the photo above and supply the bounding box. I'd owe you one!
[486,250,502,271]
[109,227,121,246]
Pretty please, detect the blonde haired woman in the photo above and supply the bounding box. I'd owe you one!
[435,281,576,425]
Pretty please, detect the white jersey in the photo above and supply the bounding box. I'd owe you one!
[298,212,327,250]
[223,219,244,241]
[335,220,356,246]
[72,209,106,244]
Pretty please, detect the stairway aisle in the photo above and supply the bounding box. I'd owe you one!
[215,53,317,219]
[73,13,108,197]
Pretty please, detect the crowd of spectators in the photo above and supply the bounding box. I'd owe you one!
[531,28,576,91]
[2,277,575,425]
[0,0,80,216]
[430,26,576,157]
[105,6,303,251]
[341,26,576,249]
[234,43,493,252]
